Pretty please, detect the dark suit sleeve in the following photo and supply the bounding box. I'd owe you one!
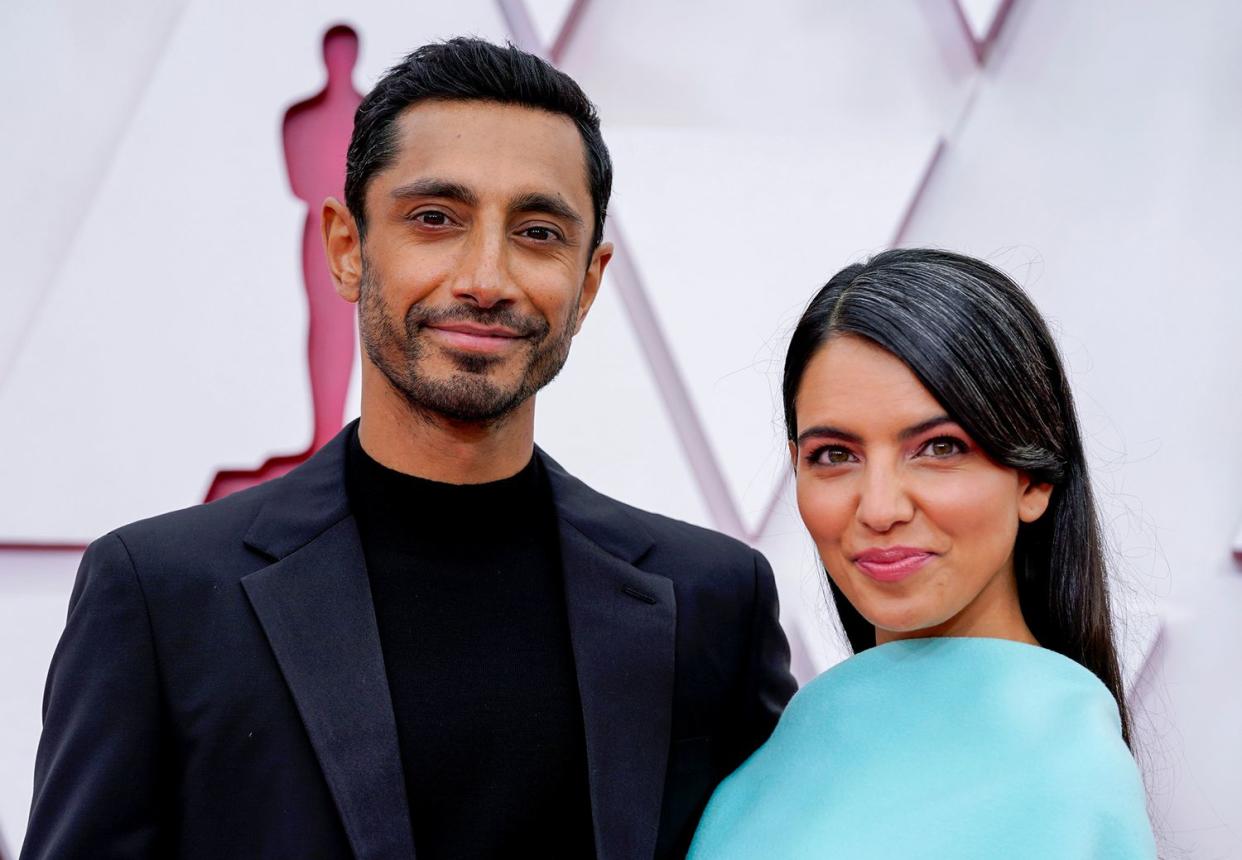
[739,550,797,754]
[21,533,171,860]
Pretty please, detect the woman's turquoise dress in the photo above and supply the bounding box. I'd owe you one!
[689,637,1155,859]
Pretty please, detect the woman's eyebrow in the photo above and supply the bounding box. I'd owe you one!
[795,425,861,446]
[897,415,955,440]
[796,415,955,447]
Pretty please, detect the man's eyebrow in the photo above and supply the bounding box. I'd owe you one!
[390,178,478,206]
[794,415,956,446]
[510,192,585,231]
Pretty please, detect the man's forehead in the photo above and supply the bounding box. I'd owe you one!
[395,97,576,129]
[385,100,588,189]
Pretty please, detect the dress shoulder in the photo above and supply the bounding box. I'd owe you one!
[689,637,1156,859]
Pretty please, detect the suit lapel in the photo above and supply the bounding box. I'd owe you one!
[545,452,676,860]
[241,426,414,860]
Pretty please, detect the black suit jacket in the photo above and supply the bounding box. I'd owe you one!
[22,425,796,860]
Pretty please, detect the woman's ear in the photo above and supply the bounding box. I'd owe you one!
[788,440,799,472]
[1018,475,1054,523]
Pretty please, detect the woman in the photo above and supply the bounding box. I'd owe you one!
[689,249,1156,858]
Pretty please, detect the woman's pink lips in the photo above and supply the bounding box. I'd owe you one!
[853,548,936,582]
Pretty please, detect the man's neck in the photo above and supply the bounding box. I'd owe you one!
[357,377,536,485]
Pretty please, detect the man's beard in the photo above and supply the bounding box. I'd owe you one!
[357,262,578,424]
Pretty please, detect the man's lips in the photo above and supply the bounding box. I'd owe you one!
[852,546,936,582]
[426,322,526,353]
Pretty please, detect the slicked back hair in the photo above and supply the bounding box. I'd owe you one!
[344,37,612,249]
[782,248,1132,746]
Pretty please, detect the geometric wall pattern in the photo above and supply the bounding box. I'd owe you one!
[2,0,1240,856]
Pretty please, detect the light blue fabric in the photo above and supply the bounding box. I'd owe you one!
[689,637,1155,859]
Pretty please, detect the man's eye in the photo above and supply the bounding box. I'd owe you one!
[412,211,449,226]
[520,226,559,242]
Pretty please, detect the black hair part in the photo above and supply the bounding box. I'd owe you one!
[344,37,612,249]
[782,248,1132,746]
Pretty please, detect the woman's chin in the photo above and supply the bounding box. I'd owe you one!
[871,623,933,643]
[856,597,945,639]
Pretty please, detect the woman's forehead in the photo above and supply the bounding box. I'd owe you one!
[797,336,948,435]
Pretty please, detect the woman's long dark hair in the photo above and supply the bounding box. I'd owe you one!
[783,248,1131,745]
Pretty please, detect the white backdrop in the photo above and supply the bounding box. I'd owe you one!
[1,1,1239,856]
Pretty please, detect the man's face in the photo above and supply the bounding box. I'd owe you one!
[352,100,607,423]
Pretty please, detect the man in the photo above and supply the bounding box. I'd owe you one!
[22,38,795,860]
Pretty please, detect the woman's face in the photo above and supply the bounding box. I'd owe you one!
[791,335,1051,645]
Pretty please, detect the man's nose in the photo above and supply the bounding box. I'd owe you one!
[855,463,916,533]
[450,228,517,309]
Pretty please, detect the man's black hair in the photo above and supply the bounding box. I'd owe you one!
[345,37,612,249]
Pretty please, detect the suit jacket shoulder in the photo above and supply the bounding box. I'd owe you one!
[108,435,353,585]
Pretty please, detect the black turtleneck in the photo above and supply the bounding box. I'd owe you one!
[345,428,595,859]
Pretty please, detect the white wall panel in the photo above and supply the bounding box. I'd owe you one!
[955,0,1009,44]
[523,0,578,50]
[0,0,189,378]
[0,551,81,859]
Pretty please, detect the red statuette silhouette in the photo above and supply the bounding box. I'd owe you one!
[205,25,362,502]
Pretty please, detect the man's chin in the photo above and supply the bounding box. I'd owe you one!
[390,369,527,424]
[419,340,516,375]
[421,357,516,388]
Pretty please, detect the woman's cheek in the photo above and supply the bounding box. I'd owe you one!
[917,469,1017,536]
[796,478,852,547]
[918,471,1021,580]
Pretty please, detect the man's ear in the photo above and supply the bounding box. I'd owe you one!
[1018,475,1054,524]
[573,241,613,334]
[322,197,362,303]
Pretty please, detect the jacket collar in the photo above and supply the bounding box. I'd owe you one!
[542,447,655,565]
[242,425,354,560]
[243,422,657,565]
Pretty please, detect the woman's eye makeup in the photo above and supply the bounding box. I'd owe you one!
[917,435,968,458]
[807,445,855,466]
[803,433,969,466]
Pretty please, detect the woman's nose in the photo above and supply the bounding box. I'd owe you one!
[855,465,915,533]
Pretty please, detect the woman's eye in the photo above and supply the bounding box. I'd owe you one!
[811,446,854,466]
[920,436,966,458]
